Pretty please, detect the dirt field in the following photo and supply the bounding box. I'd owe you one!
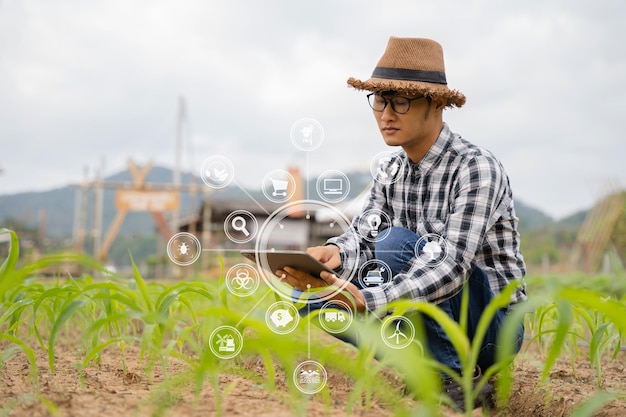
[2,335,626,417]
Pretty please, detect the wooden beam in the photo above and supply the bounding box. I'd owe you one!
[99,209,128,261]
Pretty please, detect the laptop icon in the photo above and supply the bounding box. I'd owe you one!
[323,178,343,195]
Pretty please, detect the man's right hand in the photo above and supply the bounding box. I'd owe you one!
[307,245,341,270]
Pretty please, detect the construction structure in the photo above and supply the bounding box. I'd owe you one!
[571,189,626,273]
[72,96,209,268]
[73,158,207,263]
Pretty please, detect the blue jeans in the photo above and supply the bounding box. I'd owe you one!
[294,227,524,375]
[374,227,524,374]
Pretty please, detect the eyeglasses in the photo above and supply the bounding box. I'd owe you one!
[367,93,427,114]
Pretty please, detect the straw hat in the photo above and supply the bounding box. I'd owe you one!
[347,37,466,108]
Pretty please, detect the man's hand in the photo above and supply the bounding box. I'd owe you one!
[276,265,366,312]
[306,245,341,269]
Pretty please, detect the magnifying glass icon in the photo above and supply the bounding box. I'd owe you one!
[231,216,250,237]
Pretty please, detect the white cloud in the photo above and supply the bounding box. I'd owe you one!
[0,0,625,219]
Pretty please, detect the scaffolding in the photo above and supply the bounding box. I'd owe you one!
[571,189,626,273]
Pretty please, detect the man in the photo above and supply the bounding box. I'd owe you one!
[278,37,527,411]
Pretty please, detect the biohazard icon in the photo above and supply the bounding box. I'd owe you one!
[225,264,259,297]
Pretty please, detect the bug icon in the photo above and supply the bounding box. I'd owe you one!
[179,242,190,256]
[167,233,202,266]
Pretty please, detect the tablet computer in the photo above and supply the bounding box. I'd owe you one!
[240,249,336,277]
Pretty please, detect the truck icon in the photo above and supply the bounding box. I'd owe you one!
[324,311,346,322]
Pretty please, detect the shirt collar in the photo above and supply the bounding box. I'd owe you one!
[407,122,454,171]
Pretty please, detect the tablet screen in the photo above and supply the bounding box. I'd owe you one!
[240,250,335,277]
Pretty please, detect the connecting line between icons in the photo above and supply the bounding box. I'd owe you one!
[235,288,274,328]
[234,179,272,216]
[233,179,285,228]
[306,152,310,200]
[305,150,311,219]
[307,301,311,359]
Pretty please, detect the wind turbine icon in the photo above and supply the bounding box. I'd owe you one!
[387,320,408,345]
[215,333,235,352]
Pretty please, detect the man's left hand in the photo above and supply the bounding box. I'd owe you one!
[276,267,367,312]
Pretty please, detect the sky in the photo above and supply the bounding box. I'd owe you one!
[0,0,624,220]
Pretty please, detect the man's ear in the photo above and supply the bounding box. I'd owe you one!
[433,97,447,111]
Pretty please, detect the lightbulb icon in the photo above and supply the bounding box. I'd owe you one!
[367,214,382,237]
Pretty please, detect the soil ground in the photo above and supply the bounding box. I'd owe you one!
[2,334,626,417]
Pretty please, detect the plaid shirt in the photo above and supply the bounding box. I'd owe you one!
[327,123,527,314]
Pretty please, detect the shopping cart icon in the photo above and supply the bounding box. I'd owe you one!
[270,178,288,197]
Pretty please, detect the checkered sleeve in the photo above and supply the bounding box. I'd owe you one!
[360,154,509,315]
[326,178,394,279]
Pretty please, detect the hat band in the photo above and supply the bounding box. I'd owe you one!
[372,67,447,85]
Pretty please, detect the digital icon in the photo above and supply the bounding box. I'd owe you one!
[357,259,391,288]
[216,334,236,352]
[200,155,235,189]
[209,167,229,182]
[300,368,320,383]
[362,269,384,285]
[270,309,293,327]
[293,360,327,394]
[356,209,391,242]
[166,232,201,266]
[261,170,296,203]
[224,210,258,243]
[272,178,288,197]
[254,200,359,304]
[232,216,250,236]
[388,321,407,344]
[265,301,299,334]
[209,325,243,359]
[316,170,350,203]
[324,311,346,322]
[369,151,404,185]
[318,300,353,334]
[380,316,415,349]
[367,213,382,237]
[323,178,343,195]
[415,233,448,267]
[423,241,442,260]
[226,264,259,297]
[301,125,314,145]
[290,118,324,151]
[376,157,400,179]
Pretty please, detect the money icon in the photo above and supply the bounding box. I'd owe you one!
[270,309,293,327]
[266,302,299,334]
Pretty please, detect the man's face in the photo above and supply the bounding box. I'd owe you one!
[372,92,443,157]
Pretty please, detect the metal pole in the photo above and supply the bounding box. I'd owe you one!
[173,96,184,234]
[93,159,104,264]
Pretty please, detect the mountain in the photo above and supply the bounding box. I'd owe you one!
[0,166,199,239]
[0,166,373,240]
[514,200,555,233]
[0,165,585,240]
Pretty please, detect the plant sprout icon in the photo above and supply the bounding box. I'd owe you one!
[387,320,408,345]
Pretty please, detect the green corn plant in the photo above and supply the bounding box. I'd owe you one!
[0,229,39,385]
[0,228,20,301]
[570,306,622,387]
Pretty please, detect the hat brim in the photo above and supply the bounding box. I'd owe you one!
[347,77,466,108]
